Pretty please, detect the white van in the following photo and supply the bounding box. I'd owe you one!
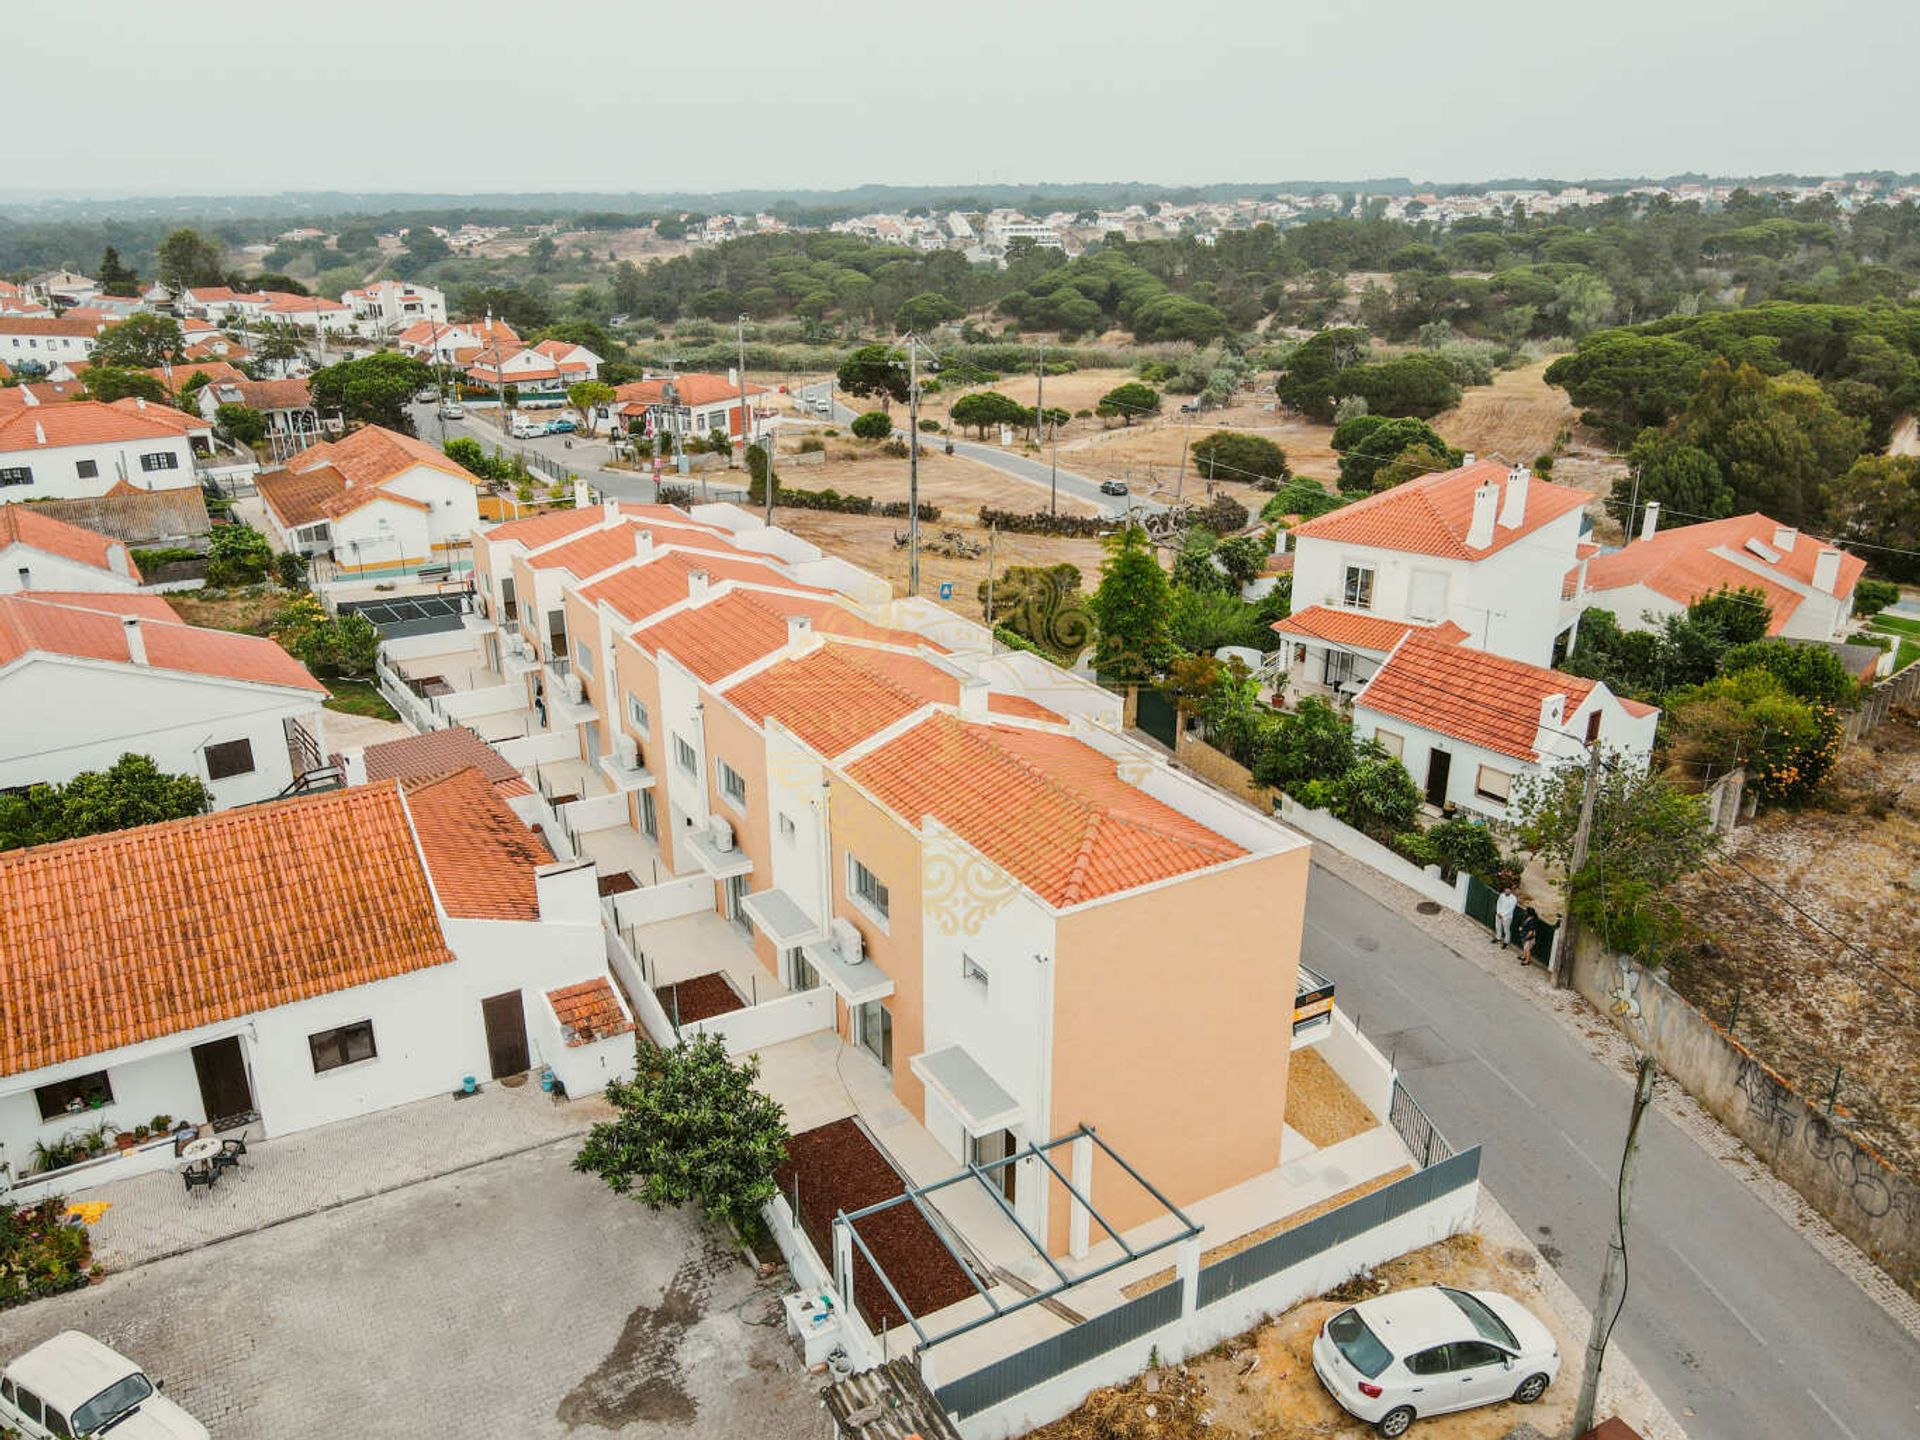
[1,1331,208,1438]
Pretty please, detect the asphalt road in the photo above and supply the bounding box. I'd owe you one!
[1302,861,1920,1440]
[412,401,669,501]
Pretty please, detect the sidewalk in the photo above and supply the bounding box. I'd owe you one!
[77,1080,612,1271]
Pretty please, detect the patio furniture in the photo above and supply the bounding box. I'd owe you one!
[179,1136,222,1165]
[181,1163,217,1196]
[212,1137,246,1176]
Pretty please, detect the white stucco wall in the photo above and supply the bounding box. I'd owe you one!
[0,433,197,501]
[764,723,832,933]
[654,651,711,873]
[1,545,139,592]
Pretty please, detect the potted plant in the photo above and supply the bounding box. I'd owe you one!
[132,1123,153,1142]
[150,1113,173,1133]
[114,1127,137,1152]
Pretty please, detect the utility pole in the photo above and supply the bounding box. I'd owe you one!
[1174,405,1196,503]
[1033,342,1045,445]
[1554,742,1604,988]
[984,524,998,649]
[1049,445,1059,517]
[1572,1054,1658,1438]
[736,313,751,468]
[907,337,922,597]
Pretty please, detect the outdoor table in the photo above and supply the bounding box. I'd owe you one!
[179,1137,221,1165]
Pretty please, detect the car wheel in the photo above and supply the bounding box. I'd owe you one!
[1376,1406,1416,1438]
[1512,1372,1550,1403]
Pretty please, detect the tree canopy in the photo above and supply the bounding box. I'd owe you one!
[90,312,184,370]
[1094,381,1161,425]
[308,352,433,433]
[0,754,211,851]
[1089,525,1174,682]
[1191,430,1290,486]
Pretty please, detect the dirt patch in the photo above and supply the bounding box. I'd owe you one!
[555,1246,718,1428]
[1039,1232,1576,1440]
[1668,710,1920,1172]
[1286,1048,1380,1150]
[779,448,1098,517]
[655,972,746,1024]
[776,1117,980,1332]
[166,592,281,635]
[1431,360,1577,465]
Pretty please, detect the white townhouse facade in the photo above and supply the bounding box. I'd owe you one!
[0,401,199,502]
[0,316,105,368]
[344,279,448,331]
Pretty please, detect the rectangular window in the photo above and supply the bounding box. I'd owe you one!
[499,576,517,624]
[309,1020,377,1073]
[75,458,98,480]
[1373,728,1404,759]
[1585,709,1602,745]
[962,954,989,991]
[34,1070,113,1122]
[626,693,650,736]
[0,465,32,488]
[1474,765,1514,804]
[546,609,567,658]
[717,759,747,808]
[204,737,255,781]
[673,734,697,774]
[574,643,593,680]
[849,855,889,922]
[138,450,180,472]
[1325,650,1359,687]
[1408,569,1446,622]
[1342,564,1375,611]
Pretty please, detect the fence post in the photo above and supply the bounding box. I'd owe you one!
[1176,1234,1201,1320]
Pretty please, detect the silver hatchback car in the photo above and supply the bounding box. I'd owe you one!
[1311,1284,1559,1436]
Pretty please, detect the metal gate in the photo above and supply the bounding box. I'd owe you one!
[1135,686,1178,748]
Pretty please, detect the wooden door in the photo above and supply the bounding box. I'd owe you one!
[191,1037,256,1129]
[1424,749,1452,808]
[481,991,531,1079]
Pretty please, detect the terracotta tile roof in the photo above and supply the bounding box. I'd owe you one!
[399,767,554,920]
[636,590,937,683]
[107,397,209,433]
[0,506,137,579]
[183,338,249,362]
[1289,460,1590,560]
[0,399,192,450]
[261,293,347,314]
[361,727,532,798]
[580,549,817,621]
[1272,605,1468,653]
[1354,635,1596,760]
[0,592,326,691]
[0,316,103,337]
[0,784,455,1078]
[258,465,390,529]
[30,486,211,546]
[548,977,633,1047]
[288,424,472,489]
[0,381,89,414]
[527,519,743,576]
[12,592,177,620]
[1583,513,1865,633]
[846,714,1244,907]
[204,377,312,412]
[613,373,768,408]
[145,360,247,394]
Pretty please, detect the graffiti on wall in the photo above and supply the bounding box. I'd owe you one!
[1734,1055,1920,1227]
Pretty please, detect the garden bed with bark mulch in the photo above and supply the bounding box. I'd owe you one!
[654,971,746,1024]
[776,1117,980,1332]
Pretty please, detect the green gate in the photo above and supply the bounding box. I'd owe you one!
[1135,686,1179,748]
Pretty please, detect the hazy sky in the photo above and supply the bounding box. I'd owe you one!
[12,0,1916,197]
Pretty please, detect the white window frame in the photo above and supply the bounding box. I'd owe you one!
[962,954,989,992]
[716,757,747,811]
[626,693,650,736]
[1342,563,1375,611]
[1373,727,1404,759]
[1474,764,1514,804]
[847,854,890,927]
[672,733,697,775]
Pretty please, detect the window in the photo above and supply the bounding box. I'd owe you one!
[673,734,697,774]
[1474,765,1514,804]
[627,693,650,736]
[1325,1309,1391,1379]
[499,576,517,624]
[309,1020,377,1073]
[1406,1346,1454,1378]
[34,1069,113,1122]
[574,643,593,680]
[1342,564,1375,611]
[0,466,32,488]
[962,954,989,992]
[1585,709,1602,745]
[75,458,98,480]
[204,737,256,781]
[717,759,747,808]
[1372,728,1404,759]
[1442,1287,1521,1349]
[1449,1340,1508,1370]
[138,450,180,473]
[1324,650,1359,688]
[13,1384,42,1425]
[546,609,568,658]
[778,812,796,839]
[849,855,889,922]
[1408,568,1446,622]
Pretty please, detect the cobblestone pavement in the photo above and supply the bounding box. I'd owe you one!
[78,1079,613,1269]
[0,1141,820,1439]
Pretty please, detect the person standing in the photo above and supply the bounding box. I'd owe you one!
[1494,885,1518,947]
[1515,906,1540,967]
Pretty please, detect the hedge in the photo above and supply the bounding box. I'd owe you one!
[748,475,939,520]
[977,507,1115,538]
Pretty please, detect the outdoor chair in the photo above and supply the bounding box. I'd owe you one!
[182,1163,217,1196]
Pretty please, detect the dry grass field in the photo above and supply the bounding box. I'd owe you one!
[1431,359,1577,463]
[776,447,1098,516]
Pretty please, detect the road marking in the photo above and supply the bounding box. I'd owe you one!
[1669,1249,1769,1348]
[1466,1046,1537,1109]
[1556,1128,1612,1185]
[1804,1386,1860,1440]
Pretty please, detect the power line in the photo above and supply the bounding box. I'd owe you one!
[1705,851,1920,1003]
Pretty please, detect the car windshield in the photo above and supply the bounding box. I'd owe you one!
[1327,1308,1393,1378]
[72,1373,153,1432]
[1441,1288,1519,1350]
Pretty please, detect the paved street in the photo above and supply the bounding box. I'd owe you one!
[1302,858,1920,1440]
[0,1142,818,1439]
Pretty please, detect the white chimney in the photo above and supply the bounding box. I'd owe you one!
[122,616,148,665]
[688,568,710,603]
[1462,451,1475,465]
[601,499,621,526]
[1640,500,1660,540]
[20,388,37,408]
[1539,692,1565,731]
[1498,464,1531,529]
[1812,548,1842,595]
[1270,527,1289,556]
[572,477,590,509]
[134,397,147,411]
[958,675,989,719]
[32,421,45,446]
[727,366,739,386]
[633,528,653,561]
[1773,524,1798,552]
[786,614,814,653]
[108,543,132,577]
[16,565,30,589]
[1466,481,1499,549]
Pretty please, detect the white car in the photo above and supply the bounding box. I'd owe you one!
[1,1330,208,1439]
[509,417,546,439]
[437,401,465,420]
[1311,1285,1559,1437]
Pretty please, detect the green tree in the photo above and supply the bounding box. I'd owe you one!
[528,234,558,271]
[155,228,226,289]
[90,312,185,370]
[1666,667,1836,804]
[206,524,275,587]
[1552,270,1616,337]
[1190,431,1290,487]
[0,754,211,851]
[1719,638,1859,709]
[1669,358,1867,528]
[252,321,307,369]
[567,379,617,435]
[949,390,1026,437]
[96,245,139,297]
[1094,381,1162,426]
[836,343,908,410]
[1089,525,1174,682]
[1824,455,1920,582]
[1609,436,1732,529]
[215,403,267,448]
[573,1035,789,1227]
[896,291,962,331]
[1331,750,1422,836]
[849,410,893,441]
[391,226,452,279]
[83,366,169,404]
[1545,332,1707,446]
[1252,697,1355,790]
[1332,414,1460,492]
[308,352,434,433]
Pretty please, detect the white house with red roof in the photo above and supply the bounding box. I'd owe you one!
[259,291,353,334]
[0,507,142,593]
[1285,460,1593,673]
[396,315,520,366]
[1582,504,1866,643]
[0,591,330,807]
[1350,633,1657,819]
[463,338,602,396]
[343,278,446,332]
[0,400,199,501]
[614,372,768,443]
[175,286,272,324]
[0,314,108,369]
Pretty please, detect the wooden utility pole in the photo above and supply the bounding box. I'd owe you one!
[907,338,922,597]
[1554,743,1604,987]
[1572,1054,1657,1437]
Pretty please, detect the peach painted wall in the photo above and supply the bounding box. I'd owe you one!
[1044,846,1308,1251]
[826,780,926,1118]
[563,589,614,759]
[610,631,673,870]
[699,695,777,972]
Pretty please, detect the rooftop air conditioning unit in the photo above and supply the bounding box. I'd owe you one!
[707,814,735,852]
[565,672,585,704]
[614,733,639,770]
[831,916,865,966]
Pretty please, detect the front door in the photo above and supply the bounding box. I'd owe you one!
[191,1037,255,1130]
[970,1128,1017,1202]
[481,991,531,1079]
[640,789,658,840]
[857,1001,892,1071]
[1424,749,1452,808]
[724,875,752,939]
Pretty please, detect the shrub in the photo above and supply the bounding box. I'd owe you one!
[0,1195,95,1306]
[917,417,942,432]
[1262,479,1346,521]
[1390,830,1441,869]
[1330,751,1423,836]
[1854,578,1899,618]
[1427,815,1504,882]
[274,550,308,588]
[850,410,893,440]
[880,437,909,458]
[977,507,1113,538]
[1190,431,1290,487]
[1252,697,1355,790]
[795,435,825,454]
[747,475,937,519]
[205,523,273,587]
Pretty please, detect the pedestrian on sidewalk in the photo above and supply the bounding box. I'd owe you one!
[1515,907,1540,967]
[1494,884,1518,946]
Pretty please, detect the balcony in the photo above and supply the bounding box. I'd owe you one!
[597,744,655,793]
[681,816,754,880]
[461,594,498,634]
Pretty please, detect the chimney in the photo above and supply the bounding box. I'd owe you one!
[108,543,132,577]
[1812,548,1842,595]
[633,528,653,561]
[20,388,36,407]
[727,366,739,387]
[1539,692,1565,732]
[1640,500,1660,540]
[958,675,989,718]
[600,499,621,526]
[688,568,710,603]
[1498,464,1530,529]
[122,615,148,665]
[16,565,30,590]
[32,421,45,446]
[1461,451,1475,465]
[572,476,590,509]
[786,614,814,652]
[134,397,147,411]
[1773,524,1798,552]
[1270,527,1289,556]
[1466,481,1499,549]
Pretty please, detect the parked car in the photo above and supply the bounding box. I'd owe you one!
[1,1330,209,1439]
[438,402,465,420]
[1311,1286,1558,1437]
[544,417,578,434]
[1100,478,1129,496]
[509,417,545,439]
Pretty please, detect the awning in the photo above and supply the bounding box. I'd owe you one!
[800,935,893,1005]
[742,888,824,946]
[910,1045,1022,1135]
[682,823,753,879]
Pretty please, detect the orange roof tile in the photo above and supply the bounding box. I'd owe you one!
[203,376,312,412]
[361,727,532,798]
[0,506,138,580]
[1354,635,1596,760]
[1272,605,1468,653]
[846,715,1244,907]
[1584,513,1865,633]
[0,592,326,692]
[0,316,103,337]
[144,360,247,394]
[528,518,746,576]
[107,397,209,433]
[0,381,89,414]
[399,767,554,920]
[256,464,429,529]
[7,592,174,619]
[579,548,818,621]
[1290,461,1590,560]
[0,399,194,450]
[288,424,473,489]
[613,373,768,408]
[548,977,634,1047]
[635,590,937,683]
[0,784,455,1078]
